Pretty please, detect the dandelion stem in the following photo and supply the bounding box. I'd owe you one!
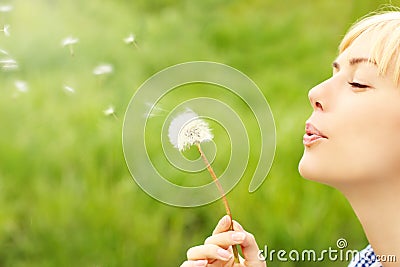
[196,143,240,263]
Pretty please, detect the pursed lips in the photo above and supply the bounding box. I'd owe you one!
[303,122,328,147]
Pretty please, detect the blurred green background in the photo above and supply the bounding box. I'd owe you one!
[1,0,398,266]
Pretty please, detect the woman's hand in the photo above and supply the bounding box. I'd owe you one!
[180,215,266,267]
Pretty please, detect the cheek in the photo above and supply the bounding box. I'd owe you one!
[333,101,400,179]
[351,117,400,175]
[340,98,400,164]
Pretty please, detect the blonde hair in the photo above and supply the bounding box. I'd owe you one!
[339,10,400,83]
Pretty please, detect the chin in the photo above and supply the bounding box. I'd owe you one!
[298,156,318,181]
[298,152,336,185]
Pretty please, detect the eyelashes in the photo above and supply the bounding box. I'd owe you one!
[348,81,370,90]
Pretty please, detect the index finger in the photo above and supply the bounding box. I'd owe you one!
[212,215,232,235]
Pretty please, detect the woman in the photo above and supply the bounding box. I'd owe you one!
[180,10,400,267]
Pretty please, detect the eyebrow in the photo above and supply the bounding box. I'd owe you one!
[332,57,377,70]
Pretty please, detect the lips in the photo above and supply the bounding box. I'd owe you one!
[303,122,328,147]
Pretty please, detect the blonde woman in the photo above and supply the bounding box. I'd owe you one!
[180,9,400,267]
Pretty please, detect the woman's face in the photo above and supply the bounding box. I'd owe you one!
[298,32,400,186]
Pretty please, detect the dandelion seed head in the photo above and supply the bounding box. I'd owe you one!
[168,110,213,151]
[0,4,13,13]
[124,33,136,44]
[93,64,113,75]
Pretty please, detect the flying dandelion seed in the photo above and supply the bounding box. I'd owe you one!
[0,48,8,55]
[61,36,79,56]
[0,4,13,13]
[0,58,18,71]
[93,64,113,75]
[1,24,10,37]
[14,80,28,93]
[103,105,117,119]
[123,33,135,44]
[103,106,115,115]
[124,33,139,48]
[12,80,28,97]
[63,85,75,94]
[144,102,168,118]
[167,109,240,263]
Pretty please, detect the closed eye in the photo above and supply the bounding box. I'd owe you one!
[348,82,370,89]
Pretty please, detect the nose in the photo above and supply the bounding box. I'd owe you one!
[308,79,330,111]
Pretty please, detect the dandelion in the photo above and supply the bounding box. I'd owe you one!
[103,105,117,119]
[1,24,10,37]
[168,109,240,263]
[93,64,113,76]
[63,85,75,94]
[61,36,79,56]
[123,33,139,48]
[0,4,13,13]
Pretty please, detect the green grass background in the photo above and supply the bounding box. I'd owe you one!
[0,0,398,266]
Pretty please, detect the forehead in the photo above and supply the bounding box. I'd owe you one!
[336,33,374,63]
[334,32,400,89]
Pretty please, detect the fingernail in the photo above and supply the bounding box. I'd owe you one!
[232,232,246,242]
[217,248,232,260]
[220,215,229,226]
[194,260,207,266]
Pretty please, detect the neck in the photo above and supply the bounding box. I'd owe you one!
[338,178,400,267]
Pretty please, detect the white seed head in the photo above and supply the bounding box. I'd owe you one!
[93,64,113,75]
[61,36,79,47]
[168,110,213,151]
